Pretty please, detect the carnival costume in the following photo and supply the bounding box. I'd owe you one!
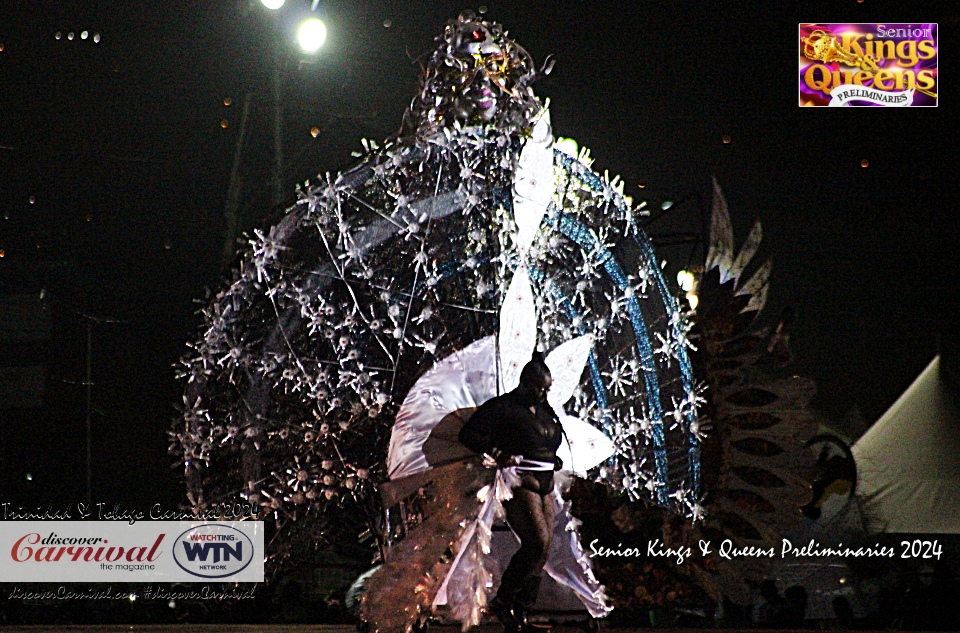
[173,12,732,632]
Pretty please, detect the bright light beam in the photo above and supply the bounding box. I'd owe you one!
[298,18,327,52]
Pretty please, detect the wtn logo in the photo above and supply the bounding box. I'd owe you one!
[181,541,243,563]
[173,525,254,579]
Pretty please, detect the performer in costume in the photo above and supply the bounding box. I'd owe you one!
[458,352,563,630]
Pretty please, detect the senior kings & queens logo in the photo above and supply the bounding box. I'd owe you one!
[799,24,937,106]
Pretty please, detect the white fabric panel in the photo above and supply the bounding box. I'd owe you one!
[545,334,594,411]
[513,110,555,256]
[387,336,498,480]
[555,415,615,477]
[543,491,612,618]
[498,266,537,392]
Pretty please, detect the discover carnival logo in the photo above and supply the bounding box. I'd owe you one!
[173,524,255,579]
[0,521,263,582]
[11,532,164,566]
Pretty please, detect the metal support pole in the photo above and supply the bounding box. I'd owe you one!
[271,41,284,211]
[70,312,123,510]
[85,319,92,509]
[221,93,254,269]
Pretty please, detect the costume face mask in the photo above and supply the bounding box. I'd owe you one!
[451,23,506,123]
[404,11,539,134]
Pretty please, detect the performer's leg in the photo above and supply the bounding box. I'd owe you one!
[494,488,554,618]
[517,493,555,610]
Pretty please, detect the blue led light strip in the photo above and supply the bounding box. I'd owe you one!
[555,151,702,502]
[543,210,669,505]
[629,204,701,498]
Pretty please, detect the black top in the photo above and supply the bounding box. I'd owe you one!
[459,388,563,494]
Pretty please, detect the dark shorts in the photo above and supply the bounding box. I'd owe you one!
[518,471,554,495]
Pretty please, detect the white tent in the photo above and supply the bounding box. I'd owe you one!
[852,356,960,534]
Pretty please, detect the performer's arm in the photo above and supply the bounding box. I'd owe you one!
[458,400,498,455]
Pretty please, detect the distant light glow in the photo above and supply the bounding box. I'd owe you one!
[310,126,320,137]
[25,472,32,480]
[93,33,101,44]
[298,18,327,52]
[554,137,579,157]
[677,270,698,309]
[55,32,62,40]
[661,200,673,210]
[223,97,232,106]
[81,31,89,40]
[260,0,285,9]
[68,32,75,40]
[221,119,229,129]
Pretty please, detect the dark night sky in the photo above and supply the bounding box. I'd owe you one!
[0,0,957,509]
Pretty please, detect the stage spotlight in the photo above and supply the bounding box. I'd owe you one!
[298,18,327,52]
